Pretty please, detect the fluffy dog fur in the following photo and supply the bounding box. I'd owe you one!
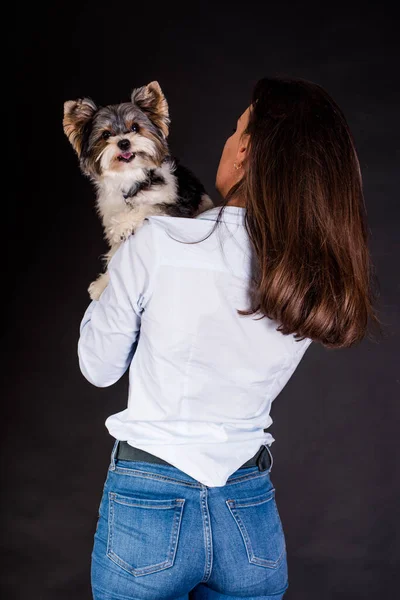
[63,81,213,300]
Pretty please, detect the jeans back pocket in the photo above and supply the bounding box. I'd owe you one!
[107,491,185,577]
[226,487,286,569]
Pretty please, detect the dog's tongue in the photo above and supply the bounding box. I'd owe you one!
[120,151,132,160]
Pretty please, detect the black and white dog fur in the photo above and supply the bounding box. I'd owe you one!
[63,81,214,300]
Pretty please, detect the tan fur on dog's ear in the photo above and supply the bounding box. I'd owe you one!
[131,81,170,138]
[63,98,97,155]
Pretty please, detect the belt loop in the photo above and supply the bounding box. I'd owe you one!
[109,438,120,471]
[264,443,274,472]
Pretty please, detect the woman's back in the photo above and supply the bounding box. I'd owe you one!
[99,206,312,487]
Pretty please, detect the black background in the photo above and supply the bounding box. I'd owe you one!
[6,2,399,599]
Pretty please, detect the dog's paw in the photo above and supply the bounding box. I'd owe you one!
[88,281,102,301]
[88,272,110,300]
[107,217,135,244]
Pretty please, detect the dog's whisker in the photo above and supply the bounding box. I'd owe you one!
[96,146,108,162]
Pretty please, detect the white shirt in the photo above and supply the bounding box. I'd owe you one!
[78,206,312,487]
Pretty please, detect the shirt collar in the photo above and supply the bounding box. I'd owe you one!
[195,205,246,224]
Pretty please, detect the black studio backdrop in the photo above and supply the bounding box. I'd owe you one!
[6,2,399,599]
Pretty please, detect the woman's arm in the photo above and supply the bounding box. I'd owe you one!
[77,219,157,387]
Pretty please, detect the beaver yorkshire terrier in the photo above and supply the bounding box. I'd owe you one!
[63,81,214,300]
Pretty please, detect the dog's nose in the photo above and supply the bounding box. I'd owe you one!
[118,139,131,150]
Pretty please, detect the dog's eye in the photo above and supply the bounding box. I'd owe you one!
[130,123,138,133]
[102,131,111,140]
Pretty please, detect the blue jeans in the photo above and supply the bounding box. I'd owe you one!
[91,439,289,599]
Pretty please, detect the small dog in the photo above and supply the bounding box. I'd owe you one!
[63,81,213,300]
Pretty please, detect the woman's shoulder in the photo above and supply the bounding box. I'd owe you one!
[145,214,202,227]
[126,214,197,257]
[145,213,209,240]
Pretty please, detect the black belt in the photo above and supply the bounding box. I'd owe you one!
[116,440,272,472]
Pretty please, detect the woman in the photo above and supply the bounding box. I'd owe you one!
[79,77,380,600]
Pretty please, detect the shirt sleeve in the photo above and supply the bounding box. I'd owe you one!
[77,219,157,387]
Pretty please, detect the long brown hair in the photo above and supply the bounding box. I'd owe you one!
[176,76,382,349]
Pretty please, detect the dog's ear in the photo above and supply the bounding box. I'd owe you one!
[63,98,97,156]
[131,81,170,138]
